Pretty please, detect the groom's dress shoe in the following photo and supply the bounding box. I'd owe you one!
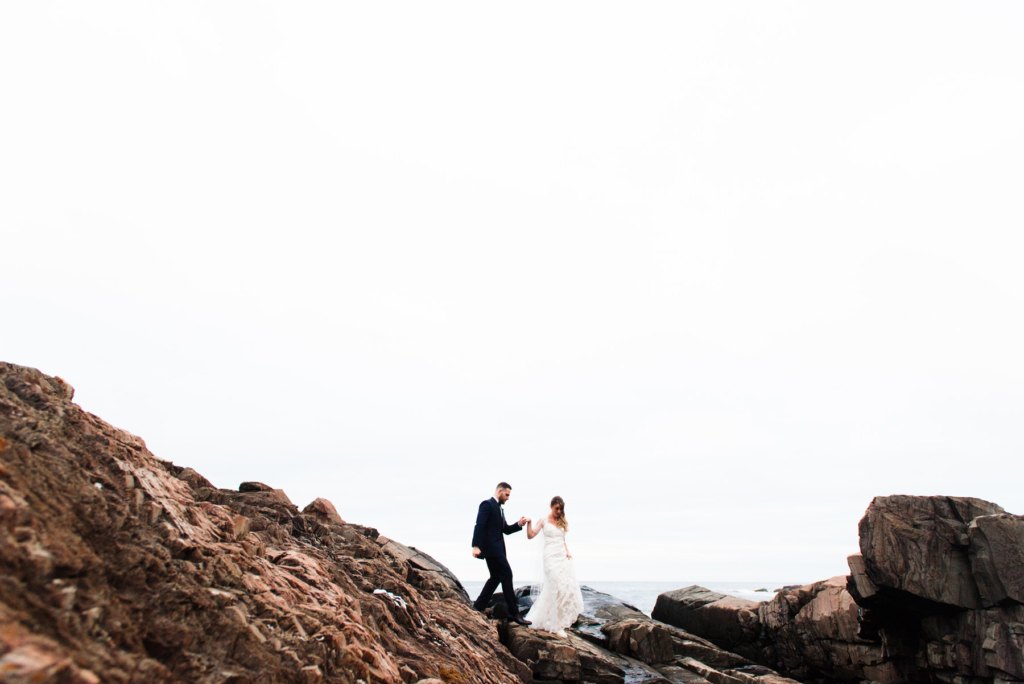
[511,615,532,626]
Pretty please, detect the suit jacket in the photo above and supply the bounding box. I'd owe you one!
[472,497,521,559]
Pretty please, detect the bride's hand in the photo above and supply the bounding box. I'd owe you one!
[566,552,572,560]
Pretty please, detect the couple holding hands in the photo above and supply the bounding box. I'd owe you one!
[471,482,584,637]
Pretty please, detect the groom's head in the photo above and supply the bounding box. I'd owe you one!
[495,482,512,504]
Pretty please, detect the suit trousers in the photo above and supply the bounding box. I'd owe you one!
[473,555,519,616]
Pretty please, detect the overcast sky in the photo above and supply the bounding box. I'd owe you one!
[3,2,1024,584]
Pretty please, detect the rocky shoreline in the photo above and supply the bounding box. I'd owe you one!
[2,361,1023,684]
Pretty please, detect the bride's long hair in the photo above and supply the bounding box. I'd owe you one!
[551,496,568,531]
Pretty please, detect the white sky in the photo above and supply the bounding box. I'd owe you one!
[3,2,1024,584]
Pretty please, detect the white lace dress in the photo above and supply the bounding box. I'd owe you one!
[527,518,584,637]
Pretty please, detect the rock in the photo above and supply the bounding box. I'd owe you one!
[968,513,1024,606]
[377,537,471,603]
[504,625,584,681]
[845,554,879,603]
[0,361,530,684]
[827,496,1024,684]
[175,467,214,491]
[302,496,345,525]
[496,586,798,684]
[600,618,675,664]
[652,587,761,656]
[844,495,1024,683]
[858,495,1004,609]
[655,579,887,683]
[759,577,885,682]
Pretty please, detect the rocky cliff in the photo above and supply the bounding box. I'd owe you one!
[0,362,530,683]
[653,496,1024,684]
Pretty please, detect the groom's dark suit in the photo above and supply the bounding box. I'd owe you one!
[472,497,523,615]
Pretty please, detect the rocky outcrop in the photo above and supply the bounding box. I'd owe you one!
[656,495,1024,684]
[653,581,888,683]
[0,362,529,683]
[502,586,803,684]
[858,495,1004,610]
[758,578,892,683]
[848,495,1024,684]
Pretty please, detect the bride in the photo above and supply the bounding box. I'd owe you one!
[525,496,584,637]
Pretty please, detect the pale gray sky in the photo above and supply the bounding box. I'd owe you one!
[3,2,1024,584]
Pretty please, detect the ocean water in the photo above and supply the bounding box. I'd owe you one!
[461,580,789,616]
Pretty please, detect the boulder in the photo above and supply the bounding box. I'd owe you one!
[858,495,1004,609]
[652,586,761,655]
[600,617,675,664]
[302,496,345,525]
[847,496,1024,684]
[239,481,273,491]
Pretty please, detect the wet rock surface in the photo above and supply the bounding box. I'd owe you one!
[0,362,528,683]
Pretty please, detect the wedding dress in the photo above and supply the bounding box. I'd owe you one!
[526,518,584,637]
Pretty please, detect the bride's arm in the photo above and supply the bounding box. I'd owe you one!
[526,517,543,540]
[564,540,572,560]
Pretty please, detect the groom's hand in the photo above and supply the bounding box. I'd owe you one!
[472,546,481,557]
[518,517,528,526]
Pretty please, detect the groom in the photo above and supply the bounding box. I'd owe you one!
[472,482,532,625]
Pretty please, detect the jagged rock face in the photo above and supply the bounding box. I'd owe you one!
[0,362,529,684]
[858,494,1004,609]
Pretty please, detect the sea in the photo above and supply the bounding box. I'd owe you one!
[460,580,787,616]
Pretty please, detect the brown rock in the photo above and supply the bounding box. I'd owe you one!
[238,481,273,492]
[968,513,1024,607]
[846,553,879,602]
[601,617,675,664]
[653,586,761,654]
[503,624,583,681]
[656,579,886,683]
[759,577,885,681]
[505,620,683,684]
[858,495,1004,609]
[378,537,471,602]
[303,496,345,525]
[0,361,530,684]
[176,467,214,491]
